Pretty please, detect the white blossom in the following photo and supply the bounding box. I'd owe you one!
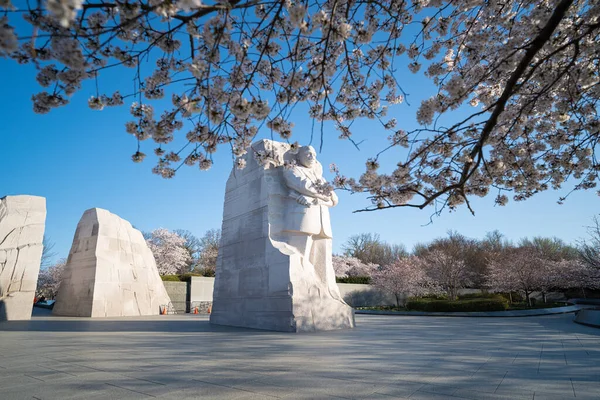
[0,16,17,54]
[46,0,83,27]
[146,228,191,275]
[0,0,596,215]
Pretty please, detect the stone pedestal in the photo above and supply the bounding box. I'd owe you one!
[0,195,46,321]
[210,140,355,332]
[53,208,171,317]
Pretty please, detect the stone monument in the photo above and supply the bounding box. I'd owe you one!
[0,195,46,321]
[53,208,171,317]
[210,140,355,332]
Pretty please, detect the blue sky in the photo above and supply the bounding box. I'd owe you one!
[1,49,597,265]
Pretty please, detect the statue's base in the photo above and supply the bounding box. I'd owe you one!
[210,292,355,332]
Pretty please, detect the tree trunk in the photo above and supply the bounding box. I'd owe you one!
[525,291,531,307]
[509,292,513,303]
[542,292,547,303]
[395,293,400,308]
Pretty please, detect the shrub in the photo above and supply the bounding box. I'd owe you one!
[419,294,448,300]
[458,292,495,299]
[336,276,372,284]
[459,292,524,303]
[179,273,204,282]
[194,268,216,277]
[499,292,524,302]
[161,275,181,282]
[160,273,205,282]
[406,297,509,312]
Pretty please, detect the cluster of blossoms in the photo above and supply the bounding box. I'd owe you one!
[146,228,192,275]
[332,255,377,278]
[371,256,438,307]
[1,0,598,212]
[486,248,600,305]
[36,258,67,298]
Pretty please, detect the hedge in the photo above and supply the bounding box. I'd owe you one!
[160,273,205,282]
[161,275,182,282]
[336,276,372,284]
[406,297,509,312]
[459,292,524,303]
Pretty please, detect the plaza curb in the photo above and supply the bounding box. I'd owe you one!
[355,304,599,317]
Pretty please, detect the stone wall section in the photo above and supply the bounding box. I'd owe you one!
[0,195,46,321]
[53,208,171,317]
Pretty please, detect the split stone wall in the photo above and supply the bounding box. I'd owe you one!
[0,195,46,321]
[53,208,171,317]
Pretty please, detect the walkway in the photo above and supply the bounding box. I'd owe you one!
[0,311,599,399]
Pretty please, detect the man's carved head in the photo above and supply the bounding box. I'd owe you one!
[297,146,317,168]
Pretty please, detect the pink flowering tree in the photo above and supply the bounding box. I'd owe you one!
[553,259,600,298]
[1,0,598,213]
[420,250,472,300]
[486,249,548,306]
[36,258,66,298]
[146,228,191,275]
[332,255,377,278]
[372,256,434,307]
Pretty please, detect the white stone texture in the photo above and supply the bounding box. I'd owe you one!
[53,208,171,317]
[210,140,355,332]
[190,276,214,302]
[0,195,46,321]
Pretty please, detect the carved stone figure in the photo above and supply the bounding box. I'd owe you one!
[53,208,171,317]
[0,195,46,321]
[281,146,343,303]
[210,140,355,332]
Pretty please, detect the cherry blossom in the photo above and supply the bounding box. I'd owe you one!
[419,250,473,300]
[37,258,66,298]
[146,228,192,275]
[0,0,598,213]
[332,255,377,278]
[486,249,549,306]
[371,256,436,307]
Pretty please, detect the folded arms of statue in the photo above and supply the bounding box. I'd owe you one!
[288,190,334,207]
[283,168,338,207]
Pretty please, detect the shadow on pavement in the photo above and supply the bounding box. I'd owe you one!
[0,307,276,334]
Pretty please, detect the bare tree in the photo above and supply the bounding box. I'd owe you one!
[342,233,406,267]
[518,236,579,261]
[41,235,57,268]
[579,216,600,270]
[481,231,511,254]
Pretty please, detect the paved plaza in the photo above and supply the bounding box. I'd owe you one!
[0,311,599,400]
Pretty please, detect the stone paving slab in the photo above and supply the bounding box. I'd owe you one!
[0,310,599,399]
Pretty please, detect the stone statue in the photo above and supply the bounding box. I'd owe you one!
[281,146,343,303]
[210,140,354,332]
